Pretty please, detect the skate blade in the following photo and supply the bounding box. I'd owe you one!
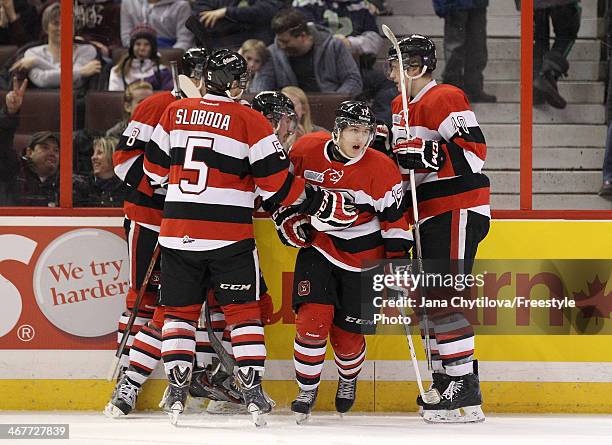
[251,411,268,427]
[417,406,423,417]
[165,402,184,426]
[423,406,485,424]
[294,412,311,425]
[103,403,125,419]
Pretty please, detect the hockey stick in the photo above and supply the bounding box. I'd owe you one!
[185,15,212,51]
[204,300,236,375]
[107,244,161,382]
[170,61,181,99]
[381,24,434,371]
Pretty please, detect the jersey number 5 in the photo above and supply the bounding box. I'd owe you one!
[180,136,214,194]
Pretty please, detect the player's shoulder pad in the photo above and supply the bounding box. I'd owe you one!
[363,147,401,173]
[131,91,176,124]
[425,83,471,110]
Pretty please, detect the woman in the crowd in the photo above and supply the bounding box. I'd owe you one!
[281,85,327,147]
[74,136,127,207]
[108,25,171,91]
[10,2,101,90]
[106,80,154,138]
[238,39,269,93]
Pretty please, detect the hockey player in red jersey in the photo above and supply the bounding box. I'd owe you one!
[387,34,489,423]
[275,101,412,424]
[105,48,210,418]
[142,49,358,426]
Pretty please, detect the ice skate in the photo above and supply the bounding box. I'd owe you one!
[422,371,485,423]
[161,366,191,425]
[291,387,318,424]
[104,374,139,418]
[335,377,357,414]
[236,368,273,427]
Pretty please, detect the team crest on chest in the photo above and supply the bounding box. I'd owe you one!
[304,168,344,185]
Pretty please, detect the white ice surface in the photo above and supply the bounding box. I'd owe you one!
[0,411,611,445]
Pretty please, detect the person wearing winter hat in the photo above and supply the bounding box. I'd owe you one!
[108,24,172,91]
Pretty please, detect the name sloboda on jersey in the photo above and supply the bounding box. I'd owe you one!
[175,108,231,131]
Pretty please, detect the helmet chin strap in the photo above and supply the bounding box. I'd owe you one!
[226,88,244,100]
[405,65,428,80]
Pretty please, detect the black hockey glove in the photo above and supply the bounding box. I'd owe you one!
[271,205,312,249]
[298,184,358,228]
[393,137,445,171]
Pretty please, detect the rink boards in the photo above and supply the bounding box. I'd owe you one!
[0,217,611,413]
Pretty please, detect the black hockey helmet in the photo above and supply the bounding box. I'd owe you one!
[387,34,437,73]
[181,47,209,80]
[204,49,249,97]
[332,100,376,146]
[252,91,297,123]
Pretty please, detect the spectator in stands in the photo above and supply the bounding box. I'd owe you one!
[0,0,40,46]
[106,80,154,138]
[194,0,283,49]
[108,25,171,91]
[251,8,362,97]
[9,131,60,207]
[292,0,396,122]
[434,0,496,103]
[121,0,193,50]
[600,1,612,199]
[238,39,269,93]
[9,2,102,90]
[0,75,25,204]
[281,85,327,145]
[518,0,581,109]
[74,136,127,207]
[74,0,122,52]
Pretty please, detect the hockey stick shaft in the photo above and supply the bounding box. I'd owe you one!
[382,24,433,370]
[204,300,236,375]
[170,61,181,99]
[107,244,160,381]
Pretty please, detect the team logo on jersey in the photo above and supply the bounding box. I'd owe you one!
[298,280,311,296]
[150,271,161,286]
[391,184,404,209]
[325,168,344,184]
[182,235,195,244]
[304,170,325,183]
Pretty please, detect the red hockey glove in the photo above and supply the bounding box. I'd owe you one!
[299,184,358,229]
[393,137,445,171]
[272,205,312,248]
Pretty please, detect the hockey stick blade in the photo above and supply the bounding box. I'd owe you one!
[381,24,399,47]
[178,74,202,98]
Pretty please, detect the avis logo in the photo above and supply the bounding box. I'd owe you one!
[573,276,612,319]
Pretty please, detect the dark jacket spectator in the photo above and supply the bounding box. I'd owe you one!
[0,0,40,46]
[194,0,283,49]
[252,9,362,96]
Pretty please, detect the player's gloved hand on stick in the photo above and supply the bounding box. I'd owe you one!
[272,205,312,248]
[299,184,358,228]
[393,137,445,171]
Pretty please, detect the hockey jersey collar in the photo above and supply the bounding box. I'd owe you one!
[202,93,235,103]
[323,139,367,166]
[410,79,437,104]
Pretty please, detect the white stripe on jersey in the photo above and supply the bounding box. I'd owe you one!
[165,184,255,208]
[438,110,479,142]
[150,124,171,157]
[249,133,284,165]
[381,227,414,241]
[158,236,239,251]
[114,153,139,182]
[322,217,380,240]
[143,163,166,187]
[464,150,485,173]
[122,119,156,143]
[170,129,249,160]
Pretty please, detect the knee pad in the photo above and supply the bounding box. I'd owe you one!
[221,301,261,326]
[295,303,334,342]
[330,325,365,357]
[126,288,157,314]
[163,304,202,323]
